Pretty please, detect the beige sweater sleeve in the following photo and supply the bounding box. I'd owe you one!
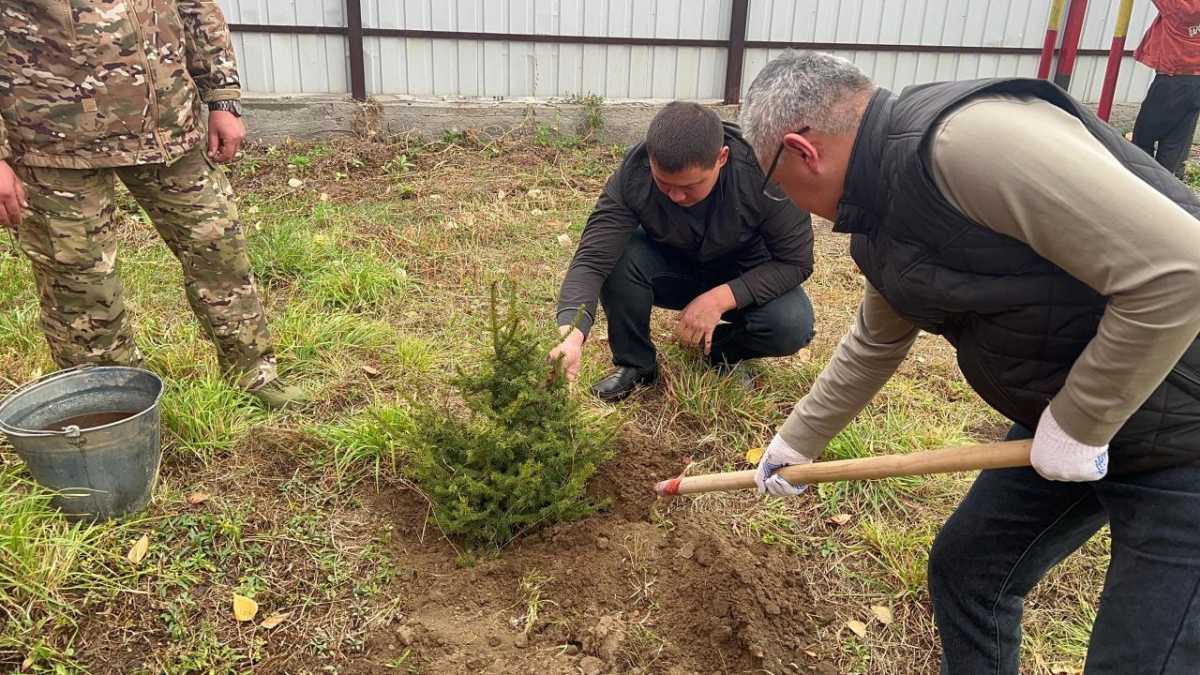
[777,283,919,458]
[929,95,1200,445]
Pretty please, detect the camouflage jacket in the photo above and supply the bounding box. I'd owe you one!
[0,1,241,169]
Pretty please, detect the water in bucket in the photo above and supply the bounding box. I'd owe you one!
[0,366,164,520]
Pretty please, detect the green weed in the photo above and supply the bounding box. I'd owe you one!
[852,518,936,599]
[0,247,34,310]
[533,122,558,148]
[743,498,816,555]
[310,255,410,311]
[1023,603,1095,670]
[0,635,84,673]
[157,619,244,673]
[517,569,554,634]
[272,302,397,380]
[159,373,264,464]
[818,427,922,514]
[664,349,777,457]
[119,238,180,288]
[841,636,872,672]
[384,336,439,376]
[441,129,468,146]
[384,650,414,670]
[0,305,45,360]
[621,622,666,672]
[233,155,261,179]
[566,92,605,139]
[247,211,340,286]
[816,403,963,515]
[533,120,586,151]
[384,153,412,177]
[0,465,125,668]
[135,313,213,383]
[311,404,413,482]
[286,145,328,172]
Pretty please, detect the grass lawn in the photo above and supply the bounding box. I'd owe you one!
[0,126,1110,674]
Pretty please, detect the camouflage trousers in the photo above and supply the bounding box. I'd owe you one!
[13,145,278,391]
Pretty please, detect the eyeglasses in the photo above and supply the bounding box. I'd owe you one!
[760,126,810,202]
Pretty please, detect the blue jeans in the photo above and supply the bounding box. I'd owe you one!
[930,424,1200,674]
[599,229,815,370]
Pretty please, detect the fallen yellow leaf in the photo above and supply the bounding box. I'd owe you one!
[745,447,764,464]
[826,513,852,526]
[126,534,150,564]
[187,492,210,506]
[846,619,868,638]
[260,611,290,630]
[871,605,894,625]
[232,594,259,622]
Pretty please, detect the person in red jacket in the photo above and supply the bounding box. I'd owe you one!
[1132,1,1200,178]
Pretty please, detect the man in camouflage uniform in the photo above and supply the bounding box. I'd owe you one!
[0,1,303,408]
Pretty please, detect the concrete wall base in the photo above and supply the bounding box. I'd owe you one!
[243,95,734,146]
[240,95,1195,148]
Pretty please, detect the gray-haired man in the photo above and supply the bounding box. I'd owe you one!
[743,51,1200,672]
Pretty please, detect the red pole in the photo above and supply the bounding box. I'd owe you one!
[1098,0,1135,121]
[1038,0,1067,79]
[1054,0,1089,90]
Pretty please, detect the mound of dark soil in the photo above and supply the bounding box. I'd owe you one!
[350,433,838,674]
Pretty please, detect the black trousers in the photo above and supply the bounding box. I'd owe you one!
[929,424,1200,674]
[599,229,814,370]
[1132,73,1200,179]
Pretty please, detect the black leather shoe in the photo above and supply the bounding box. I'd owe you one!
[591,366,658,402]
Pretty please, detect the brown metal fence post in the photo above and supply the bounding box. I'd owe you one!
[723,0,750,105]
[346,0,367,101]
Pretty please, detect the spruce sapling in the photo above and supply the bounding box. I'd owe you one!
[409,283,616,554]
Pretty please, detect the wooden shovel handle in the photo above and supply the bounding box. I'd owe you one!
[655,439,1033,497]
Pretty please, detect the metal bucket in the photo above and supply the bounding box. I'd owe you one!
[0,366,164,520]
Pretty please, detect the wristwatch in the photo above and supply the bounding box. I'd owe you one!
[208,100,243,118]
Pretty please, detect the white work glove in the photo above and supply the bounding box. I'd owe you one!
[1030,407,1108,482]
[755,433,814,497]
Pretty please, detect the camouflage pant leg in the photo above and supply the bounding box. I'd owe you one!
[12,165,143,368]
[116,147,277,391]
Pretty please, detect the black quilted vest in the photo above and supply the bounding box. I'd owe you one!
[839,78,1200,474]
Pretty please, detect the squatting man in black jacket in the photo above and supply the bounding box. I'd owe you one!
[550,102,816,401]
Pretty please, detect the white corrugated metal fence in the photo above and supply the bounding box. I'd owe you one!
[217,0,1160,104]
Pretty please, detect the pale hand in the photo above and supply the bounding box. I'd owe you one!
[755,433,813,497]
[207,109,246,163]
[1030,407,1108,482]
[549,326,585,382]
[0,160,28,231]
[675,284,736,354]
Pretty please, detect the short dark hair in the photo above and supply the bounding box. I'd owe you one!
[645,101,724,173]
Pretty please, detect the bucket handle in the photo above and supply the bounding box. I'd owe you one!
[0,364,97,438]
